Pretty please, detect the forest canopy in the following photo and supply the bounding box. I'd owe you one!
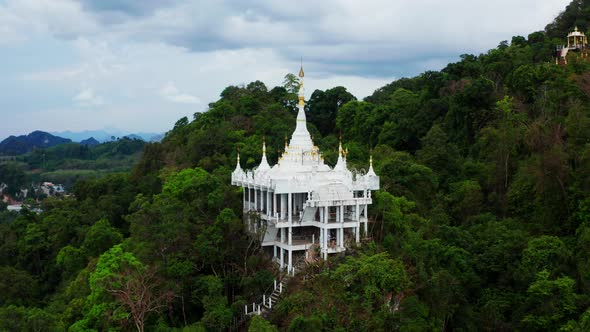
[2,1,590,330]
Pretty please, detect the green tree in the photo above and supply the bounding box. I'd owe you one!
[333,252,411,310]
[82,219,123,258]
[446,180,484,225]
[307,86,356,136]
[520,270,578,331]
[79,244,174,332]
[249,315,279,331]
[0,266,38,306]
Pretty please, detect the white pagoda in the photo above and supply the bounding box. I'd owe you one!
[231,66,379,272]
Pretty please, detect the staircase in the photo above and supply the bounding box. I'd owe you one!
[263,273,292,312]
[244,255,309,320]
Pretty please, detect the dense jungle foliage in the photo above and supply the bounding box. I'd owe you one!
[2,1,590,330]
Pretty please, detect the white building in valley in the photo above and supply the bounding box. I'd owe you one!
[231,66,379,272]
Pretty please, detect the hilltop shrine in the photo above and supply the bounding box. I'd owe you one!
[231,67,379,272]
[556,26,589,64]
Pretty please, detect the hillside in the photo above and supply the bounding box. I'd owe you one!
[1,1,590,331]
[0,137,146,197]
[0,131,71,155]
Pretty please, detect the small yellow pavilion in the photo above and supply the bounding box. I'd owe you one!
[567,26,588,49]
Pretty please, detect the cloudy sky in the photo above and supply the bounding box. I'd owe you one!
[0,0,571,139]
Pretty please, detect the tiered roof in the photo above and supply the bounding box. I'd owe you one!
[232,67,379,194]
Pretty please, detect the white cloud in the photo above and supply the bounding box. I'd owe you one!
[0,0,575,138]
[160,82,200,104]
[21,66,86,81]
[73,88,104,106]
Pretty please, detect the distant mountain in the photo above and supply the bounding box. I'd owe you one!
[51,129,124,143]
[0,131,71,155]
[52,129,161,143]
[123,134,143,141]
[80,137,100,146]
[149,133,164,142]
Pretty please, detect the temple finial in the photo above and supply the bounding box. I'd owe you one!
[234,148,242,172]
[368,149,376,176]
[298,57,304,78]
[258,136,270,170]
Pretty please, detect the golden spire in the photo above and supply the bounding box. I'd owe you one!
[298,57,304,78]
[368,148,376,175]
[262,136,266,155]
[285,135,288,149]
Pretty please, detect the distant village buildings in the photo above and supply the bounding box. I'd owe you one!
[231,67,379,272]
[1,181,65,212]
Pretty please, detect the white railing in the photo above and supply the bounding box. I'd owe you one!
[244,279,285,316]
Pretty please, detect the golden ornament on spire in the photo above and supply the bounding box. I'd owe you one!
[298,58,304,78]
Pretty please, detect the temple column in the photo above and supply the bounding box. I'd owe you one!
[280,248,284,269]
[267,191,271,215]
[254,188,258,211]
[243,188,246,210]
[323,228,328,259]
[288,226,292,246]
[288,249,293,272]
[363,205,368,234]
[273,192,277,217]
[273,245,277,259]
[340,204,344,223]
[339,228,344,248]
[355,202,360,242]
[280,228,285,243]
[288,192,292,223]
[281,194,287,220]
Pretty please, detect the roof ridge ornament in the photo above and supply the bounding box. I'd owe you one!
[258,136,271,171]
[368,149,376,176]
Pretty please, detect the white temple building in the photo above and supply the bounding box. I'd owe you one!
[231,66,379,272]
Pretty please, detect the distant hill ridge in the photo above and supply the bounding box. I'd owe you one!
[80,137,100,146]
[0,131,71,155]
[51,129,161,143]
